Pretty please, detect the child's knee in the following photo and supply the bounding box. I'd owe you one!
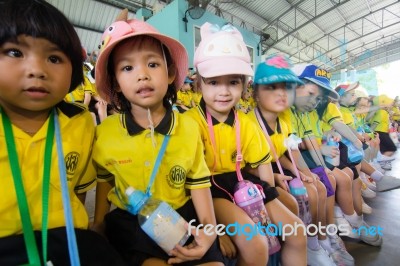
[316,181,327,201]
[238,235,269,264]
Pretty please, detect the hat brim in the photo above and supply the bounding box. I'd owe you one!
[196,57,253,78]
[347,82,359,91]
[304,77,339,100]
[255,75,304,86]
[96,31,188,103]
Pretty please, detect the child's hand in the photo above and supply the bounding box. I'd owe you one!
[321,144,340,158]
[274,173,292,191]
[90,222,106,239]
[218,234,237,259]
[363,133,371,142]
[299,172,314,183]
[168,225,216,264]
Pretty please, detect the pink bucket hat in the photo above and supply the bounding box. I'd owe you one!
[193,22,253,78]
[95,9,188,103]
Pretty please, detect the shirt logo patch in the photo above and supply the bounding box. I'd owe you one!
[168,165,186,189]
[65,152,80,175]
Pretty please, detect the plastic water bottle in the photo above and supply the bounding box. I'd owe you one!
[341,138,364,163]
[234,180,281,255]
[324,138,340,167]
[289,178,312,226]
[125,187,189,254]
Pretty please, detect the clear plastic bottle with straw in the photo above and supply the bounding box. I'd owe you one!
[125,187,190,254]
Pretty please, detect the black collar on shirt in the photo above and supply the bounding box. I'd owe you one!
[199,98,235,126]
[124,105,174,136]
[256,107,281,135]
[57,101,86,118]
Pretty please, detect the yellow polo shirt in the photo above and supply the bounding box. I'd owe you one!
[339,105,355,128]
[392,106,400,121]
[185,100,271,175]
[279,107,313,138]
[0,102,96,237]
[319,103,344,132]
[192,93,202,106]
[177,90,193,108]
[305,111,322,143]
[65,75,94,103]
[93,107,211,210]
[370,109,390,133]
[248,110,289,162]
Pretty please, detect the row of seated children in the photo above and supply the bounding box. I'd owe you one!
[3,1,399,265]
[91,14,399,266]
[94,14,400,265]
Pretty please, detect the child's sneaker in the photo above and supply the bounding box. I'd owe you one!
[376,175,400,192]
[329,234,355,266]
[307,246,336,266]
[380,161,392,171]
[377,152,395,162]
[360,173,377,191]
[370,161,385,174]
[362,200,372,214]
[352,220,383,246]
[334,206,359,239]
[361,182,376,198]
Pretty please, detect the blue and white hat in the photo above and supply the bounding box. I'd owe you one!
[292,63,339,100]
[254,54,303,86]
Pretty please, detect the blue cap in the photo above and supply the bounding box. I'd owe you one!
[292,64,339,100]
[184,77,193,84]
[254,54,304,86]
[125,187,149,215]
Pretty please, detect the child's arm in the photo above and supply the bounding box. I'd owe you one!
[92,180,113,233]
[168,187,217,264]
[76,192,87,205]
[303,136,327,168]
[331,120,362,149]
[257,163,275,187]
[83,91,92,106]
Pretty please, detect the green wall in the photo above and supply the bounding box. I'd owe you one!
[145,0,261,71]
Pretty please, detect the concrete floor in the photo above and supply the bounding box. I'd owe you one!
[84,154,400,265]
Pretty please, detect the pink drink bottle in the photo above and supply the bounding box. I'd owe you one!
[234,180,281,255]
[288,178,312,226]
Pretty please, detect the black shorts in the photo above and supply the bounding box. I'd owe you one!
[0,227,126,266]
[300,146,359,180]
[105,200,224,266]
[337,142,359,180]
[210,171,279,204]
[377,131,397,153]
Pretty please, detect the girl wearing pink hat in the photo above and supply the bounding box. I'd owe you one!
[186,22,306,266]
[92,10,223,266]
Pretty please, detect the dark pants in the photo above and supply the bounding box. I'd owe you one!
[0,227,126,266]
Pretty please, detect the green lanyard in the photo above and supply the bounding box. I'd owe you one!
[2,109,54,266]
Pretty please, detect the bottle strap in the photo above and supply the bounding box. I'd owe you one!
[2,109,55,266]
[205,109,242,203]
[54,110,80,266]
[114,129,170,206]
[145,135,170,196]
[255,108,290,188]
